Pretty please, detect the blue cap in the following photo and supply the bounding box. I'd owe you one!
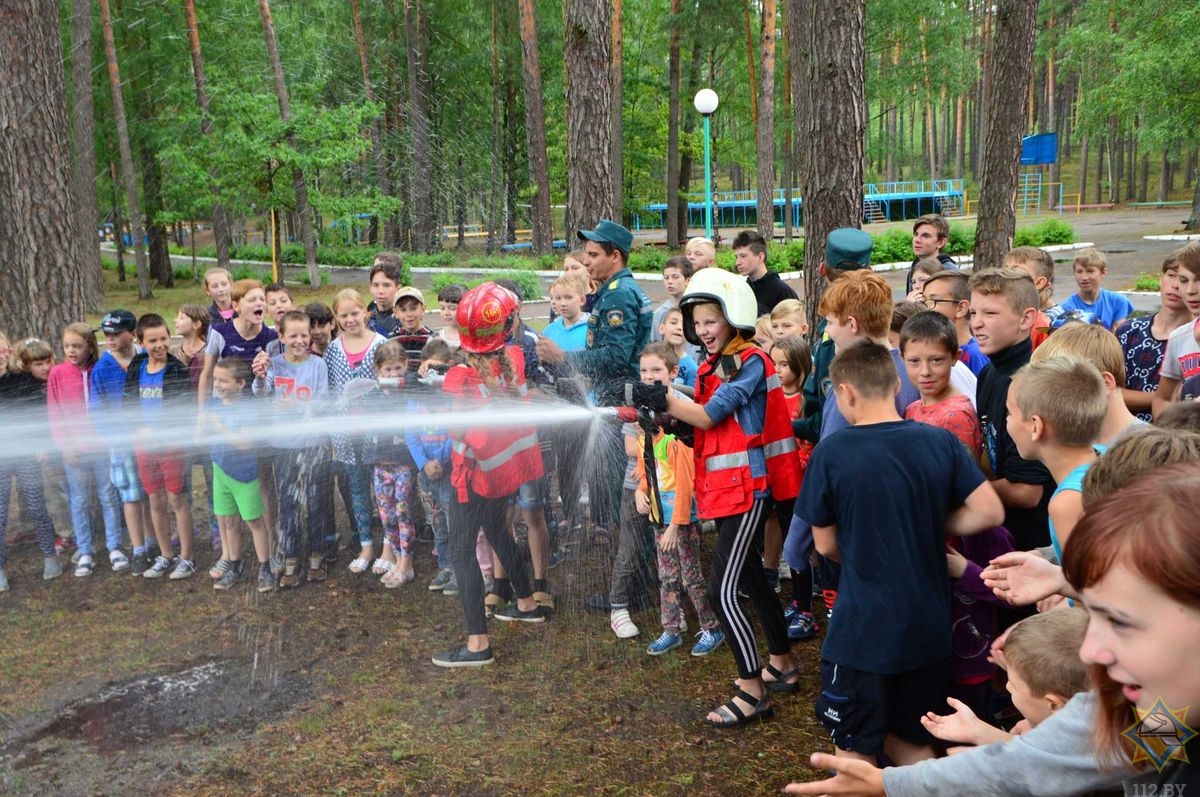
[824,228,873,270]
[578,220,634,259]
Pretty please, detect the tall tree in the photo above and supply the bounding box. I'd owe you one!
[182,0,232,270]
[756,0,777,240]
[0,0,88,338]
[257,0,319,285]
[98,0,151,300]
[789,0,865,335]
[610,0,623,220]
[350,0,397,248]
[406,0,438,253]
[973,0,1039,271]
[517,0,553,253]
[664,0,683,248]
[70,0,104,310]
[564,0,614,238]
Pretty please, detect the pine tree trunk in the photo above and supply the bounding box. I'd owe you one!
[405,0,438,253]
[258,0,318,284]
[610,0,624,221]
[781,5,794,243]
[1079,136,1089,207]
[756,0,777,240]
[564,0,614,239]
[973,0,1038,272]
[98,0,151,299]
[676,40,703,246]
[487,1,501,254]
[1095,136,1105,204]
[70,0,104,310]
[1138,153,1149,204]
[665,0,682,247]
[0,0,88,339]
[518,0,553,254]
[1046,36,1059,188]
[141,141,173,287]
[183,0,232,269]
[954,95,966,179]
[350,0,396,249]
[789,0,865,334]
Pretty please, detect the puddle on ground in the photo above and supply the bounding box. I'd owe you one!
[2,658,308,766]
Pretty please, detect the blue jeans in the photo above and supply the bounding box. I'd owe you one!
[418,470,453,569]
[64,455,124,557]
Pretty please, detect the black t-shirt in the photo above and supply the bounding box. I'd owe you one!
[796,419,986,674]
[748,271,798,316]
[976,337,1053,551]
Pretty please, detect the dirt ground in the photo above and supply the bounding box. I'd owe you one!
[2,207,1193,795]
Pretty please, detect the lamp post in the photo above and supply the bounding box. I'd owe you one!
[693,88,719,240]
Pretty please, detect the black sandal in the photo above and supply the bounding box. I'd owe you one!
[704,688,774,728]
[763,663,801,694]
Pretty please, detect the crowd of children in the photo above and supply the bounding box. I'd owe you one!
[4,222,1200,784]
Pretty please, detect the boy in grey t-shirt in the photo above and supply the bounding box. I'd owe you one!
[252,310,329,587]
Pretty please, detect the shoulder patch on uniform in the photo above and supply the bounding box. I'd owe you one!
[608,279,620,291]
[606,309,624,327]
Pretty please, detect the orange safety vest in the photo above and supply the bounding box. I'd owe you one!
[693,346,802,519]
[445,346,544,501]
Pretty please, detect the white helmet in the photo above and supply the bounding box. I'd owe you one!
[678,267,758,346]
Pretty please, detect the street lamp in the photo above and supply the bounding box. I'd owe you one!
[693,88,719,241]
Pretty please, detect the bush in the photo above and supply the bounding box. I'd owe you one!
[870,229,914,264]
[428,270,544,302]
[944,224,975,256]
[231,266,272,282]
[1013,218,1075,248]
[1133,273,1161,292]
[172,266,198,283]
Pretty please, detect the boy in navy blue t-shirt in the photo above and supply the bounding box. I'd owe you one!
[796,341,1003,766]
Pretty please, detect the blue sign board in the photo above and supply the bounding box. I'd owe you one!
[1021,133,1059,165]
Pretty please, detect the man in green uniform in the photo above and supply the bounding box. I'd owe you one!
[537,220,652,406]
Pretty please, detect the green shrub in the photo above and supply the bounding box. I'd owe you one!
[869,229,914,264]
[1133,273,1161,292]
[172,266,198,282]
[944,224,975,256]
[429,270,544,302]
[298,271,330,287]
[1013,218,1076,248]
[231,266,272,282]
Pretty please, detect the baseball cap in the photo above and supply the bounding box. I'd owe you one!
[824,228,874,270]
[578,220,634,259]
[100,310,136,334]
[394,286,426,306]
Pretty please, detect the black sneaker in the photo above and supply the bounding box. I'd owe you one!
[130,551,149,576]
[431,643,494,669]
[143,555,176,579]
[493,604,548,623]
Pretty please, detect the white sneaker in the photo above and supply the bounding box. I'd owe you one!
[109,548,130,572]
[610,608,640,639]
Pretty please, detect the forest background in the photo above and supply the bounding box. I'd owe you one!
[2,0,1199,339]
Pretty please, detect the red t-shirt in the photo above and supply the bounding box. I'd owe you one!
[905,393,981,456]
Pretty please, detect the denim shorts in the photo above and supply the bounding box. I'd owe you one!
[108,451,145,503]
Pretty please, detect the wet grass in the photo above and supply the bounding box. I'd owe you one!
[0,521,829,796]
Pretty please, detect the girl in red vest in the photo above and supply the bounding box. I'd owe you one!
[431,283,547,669]
[638,268,803,726]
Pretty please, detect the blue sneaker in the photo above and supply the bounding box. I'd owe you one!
[788,611,819,640]
[646,632,682,656]
[690,628,725,657]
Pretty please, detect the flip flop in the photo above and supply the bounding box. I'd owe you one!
[348,557,371,574]
[371,558,395,575]
[703,688,774,728]
[763,663,801,694]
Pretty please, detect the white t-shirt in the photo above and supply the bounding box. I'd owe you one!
[1159,319,1200,383]
[949,361,978,410]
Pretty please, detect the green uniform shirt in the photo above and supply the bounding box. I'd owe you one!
[568,267,652,405]
[794,317,835,443]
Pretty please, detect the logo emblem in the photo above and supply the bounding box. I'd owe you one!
[1121,697,1196,772]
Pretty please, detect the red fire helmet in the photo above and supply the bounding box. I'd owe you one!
[456,282,519,354]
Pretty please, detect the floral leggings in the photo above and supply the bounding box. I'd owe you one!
[372,465,416,557]
[656,522,718,635]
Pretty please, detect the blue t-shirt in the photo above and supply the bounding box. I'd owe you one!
[960,337,990,377]
[137,363,166,427]
[542,315,589,352]
[675,354,698,390]
[1049,462,1091,564]
[1060,290,1134,329]
[796,419,986,674]
[208,399,259,482]
[820,347,920,439]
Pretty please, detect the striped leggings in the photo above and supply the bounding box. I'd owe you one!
[707,499,790,680]
[0,460,57,568]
